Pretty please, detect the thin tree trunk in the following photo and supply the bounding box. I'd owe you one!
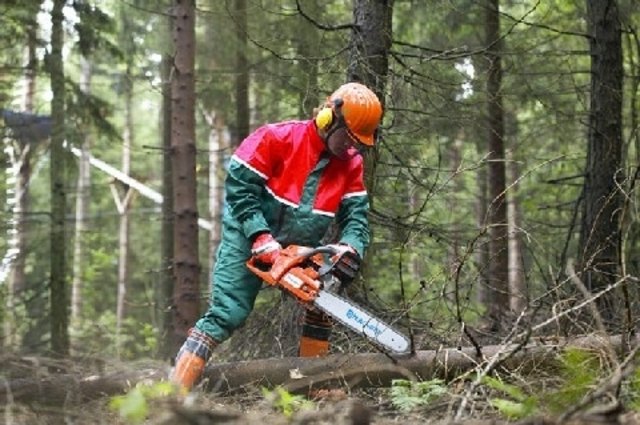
[485,0,510,328]
[157,11,175,362]
[448,137,463,272]
[507,148,527,313]
[11,19,37,297]
[115,61,134,358]
[206,113,227,270]
[169,0,200,354]
[71,58,92,326]
[49,0,69,357]
[294,0,319,119]
[234,0,249,145]
[4,8,38,351]
[475,165,491,308]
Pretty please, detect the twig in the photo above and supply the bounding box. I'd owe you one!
[454,310,529,420]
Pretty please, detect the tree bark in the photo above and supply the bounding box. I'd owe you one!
[157,12,175,362]
[115,54,135,358]
[294,0,320,119]
[205,112,227,270]
[233,0,249,145]
[71,58,92,326]
[347,0,393,197]
[484,0,510,328]
[507,147,527,313]
[4,3,38,351]
[475,162,491,309]
[579,0,623,326]
[49,0,69,357]
[169,0,200,354]
[347,0,394,302]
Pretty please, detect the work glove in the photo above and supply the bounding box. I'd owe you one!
[251,233,282,264]
[327,243,361,285]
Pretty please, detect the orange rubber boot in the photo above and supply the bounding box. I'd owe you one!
[298,309,332,357]
[171,328,217,392]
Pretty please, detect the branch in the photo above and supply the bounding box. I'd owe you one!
[295,0,356,31]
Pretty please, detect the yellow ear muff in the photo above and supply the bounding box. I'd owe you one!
[315,107,333,130]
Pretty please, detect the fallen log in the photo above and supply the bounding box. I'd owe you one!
[203,334,624,395]
[0,334,625,405]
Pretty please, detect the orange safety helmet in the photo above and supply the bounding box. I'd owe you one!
[315,82,383,146]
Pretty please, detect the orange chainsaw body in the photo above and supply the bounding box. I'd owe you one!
[246,245,326,304]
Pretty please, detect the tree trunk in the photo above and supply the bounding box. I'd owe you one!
[49,0,69,357]
[347,0,393,197]
[158,48,174,361]
[71,58,92,326]
[169,0,200,354]
[206,112,228,270]
[10,17,37,299]
[475,165,491,309]
[484,0,510,328]
[347,0,394,298]
[579,0,623,326]
[234,0,249,145]
[294,0,320,119]
[3,6,38,351]
[507,147,527,313]
[115,58,135,358]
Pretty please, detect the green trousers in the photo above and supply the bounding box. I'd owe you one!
[195,225,263,342]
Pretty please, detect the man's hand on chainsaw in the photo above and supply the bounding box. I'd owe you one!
[327,243,361,285]
[251,233,282,264]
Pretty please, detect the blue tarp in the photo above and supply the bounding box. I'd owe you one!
[1,109,52,143]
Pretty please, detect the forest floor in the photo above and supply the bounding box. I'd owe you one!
[1,384,507,425]
[3,357,640,425]
[6,383,640,425]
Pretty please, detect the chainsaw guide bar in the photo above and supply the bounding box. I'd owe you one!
[246,245,411,355]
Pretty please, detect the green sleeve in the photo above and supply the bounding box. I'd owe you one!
[225,158,271,240]
[336,194,370,257]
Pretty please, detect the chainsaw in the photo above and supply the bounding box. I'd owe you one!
[246,245,410,354]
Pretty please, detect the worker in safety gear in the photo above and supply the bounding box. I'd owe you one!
[170,82,383,391]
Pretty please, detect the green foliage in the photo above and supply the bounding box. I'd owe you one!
[482,348,602,420]
[482,375,538,420]
[109,381,175,424]
[73,1,121,59]
[625,364,640,411]
[72,311,158,359]
[261,386,314,418]
[543,348,600,413]
[390,379,447,412]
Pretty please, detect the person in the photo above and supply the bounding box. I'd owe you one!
[170,82,383,391]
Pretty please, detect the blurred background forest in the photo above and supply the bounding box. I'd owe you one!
[0,0,638,368]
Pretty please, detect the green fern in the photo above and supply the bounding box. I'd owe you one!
[261,386,314,417]
[390,379,447,412]
[482,375,537,420]
[109,381,175,424]
[543,347,599,413]
[481,348,602,420]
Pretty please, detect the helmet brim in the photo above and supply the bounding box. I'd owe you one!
[354,132,375,146]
